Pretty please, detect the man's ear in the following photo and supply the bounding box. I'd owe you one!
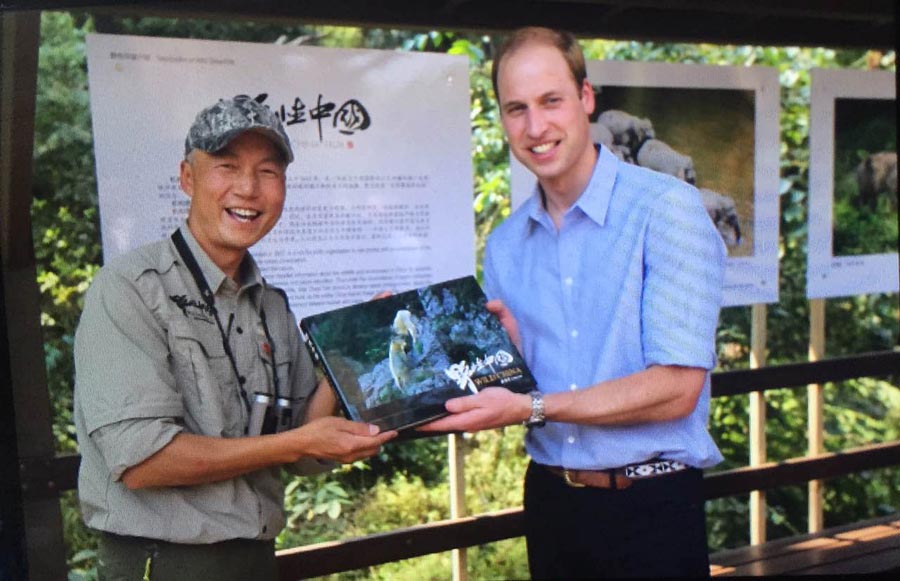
[179,159,194,198]
[580,79,595,117]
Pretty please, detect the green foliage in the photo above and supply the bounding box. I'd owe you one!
[369,436,449,485]
[462,38,511,282]
[462,427,528,512]
[290,431,530,580]
[833,196,899,256]
[349,473,450,533]
[60,491,99,580]
[359,537,529,581]
[33,11,100,455]
[285,474,352,523]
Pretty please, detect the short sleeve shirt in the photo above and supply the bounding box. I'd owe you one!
[483,146,726,470]
[74,225,319,543]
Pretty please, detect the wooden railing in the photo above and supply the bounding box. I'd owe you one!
[16,350,899,579]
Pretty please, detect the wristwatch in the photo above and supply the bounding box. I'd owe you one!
[523,390,545,428]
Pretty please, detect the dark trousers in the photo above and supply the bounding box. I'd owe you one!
[98,532,276,581]
[524,461,711,579]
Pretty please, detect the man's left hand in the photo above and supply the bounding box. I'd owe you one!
[417,387,531,433]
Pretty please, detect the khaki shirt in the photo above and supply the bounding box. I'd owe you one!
[74,225,323,543]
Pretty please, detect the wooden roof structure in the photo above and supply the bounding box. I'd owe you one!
[2,0,897,47]
[1,1,896,579]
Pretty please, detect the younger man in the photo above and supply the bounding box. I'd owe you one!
[423,28,725,578]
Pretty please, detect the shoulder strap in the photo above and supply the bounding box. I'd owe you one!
[170,229,255,413]
[171,229,216,312]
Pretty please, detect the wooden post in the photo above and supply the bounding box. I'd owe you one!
[0,265,28,581]
[808,299,825,532]
[449,434,468,581]
[749,304,767,544]
[1,10,68,580]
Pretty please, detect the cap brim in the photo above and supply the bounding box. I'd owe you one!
[206,126,294,164]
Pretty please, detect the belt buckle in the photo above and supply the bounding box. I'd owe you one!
[563,469,586,488]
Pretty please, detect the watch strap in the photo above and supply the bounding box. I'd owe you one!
[524,390,545,428]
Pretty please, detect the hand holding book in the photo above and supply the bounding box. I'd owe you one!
[417,298,529,433]
[415,386,533,433]
[289,415,397,463]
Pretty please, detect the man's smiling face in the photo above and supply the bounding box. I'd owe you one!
[497,42,595,195]
[180,130,287,276]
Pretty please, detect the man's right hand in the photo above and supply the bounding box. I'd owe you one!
[416,386,531,433]
[289,416,397,463]
[486,299,522,352]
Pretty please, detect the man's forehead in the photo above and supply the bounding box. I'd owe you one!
[498,46,578,100]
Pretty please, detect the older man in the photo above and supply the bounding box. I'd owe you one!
[74,95,395,580]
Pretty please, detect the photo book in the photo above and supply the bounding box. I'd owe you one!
[299,276,537,433]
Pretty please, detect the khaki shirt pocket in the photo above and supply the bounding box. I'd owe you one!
[168,318,244,437]
[256,342,295,426]
[257,342,291,392]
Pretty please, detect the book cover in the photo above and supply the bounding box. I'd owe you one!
[299,276,536,432]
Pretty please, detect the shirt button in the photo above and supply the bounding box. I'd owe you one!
[236,326,243,334]
[564,277,573,286]
[569,383,577,391]
[570,329,579,338]
[567,436,576,444]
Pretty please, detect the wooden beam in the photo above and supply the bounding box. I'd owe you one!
[18,454,80,501]
[808,298,826,533]
[711,350,899,398]
[34,429,900,503]
[702,441,900,500]
[0,259,27,581]
[749,304,767,544]
[276,507,525,580]
[448,434,468,581]
[2,0,893,48]
[0,10,69,581]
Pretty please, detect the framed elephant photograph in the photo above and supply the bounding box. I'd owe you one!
[807,68,897,298]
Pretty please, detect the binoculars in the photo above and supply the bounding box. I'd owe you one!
[247,392,300,436]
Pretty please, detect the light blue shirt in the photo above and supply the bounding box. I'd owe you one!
[483,146,725,470]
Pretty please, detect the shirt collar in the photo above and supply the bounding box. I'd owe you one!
[525,144,618,233]
[576,144,617,227]
[175,223,264,296]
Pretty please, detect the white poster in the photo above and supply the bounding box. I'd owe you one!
[807,69,897,299]
[86,34,474,318]
[510,61,781,307]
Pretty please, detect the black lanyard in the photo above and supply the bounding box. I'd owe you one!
[170,230,281,414]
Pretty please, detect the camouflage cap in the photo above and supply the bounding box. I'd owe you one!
[184,94,294,164]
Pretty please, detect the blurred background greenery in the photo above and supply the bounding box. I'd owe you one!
[29,12,898,580]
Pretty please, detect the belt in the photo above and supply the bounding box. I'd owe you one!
[540,459,688,490]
